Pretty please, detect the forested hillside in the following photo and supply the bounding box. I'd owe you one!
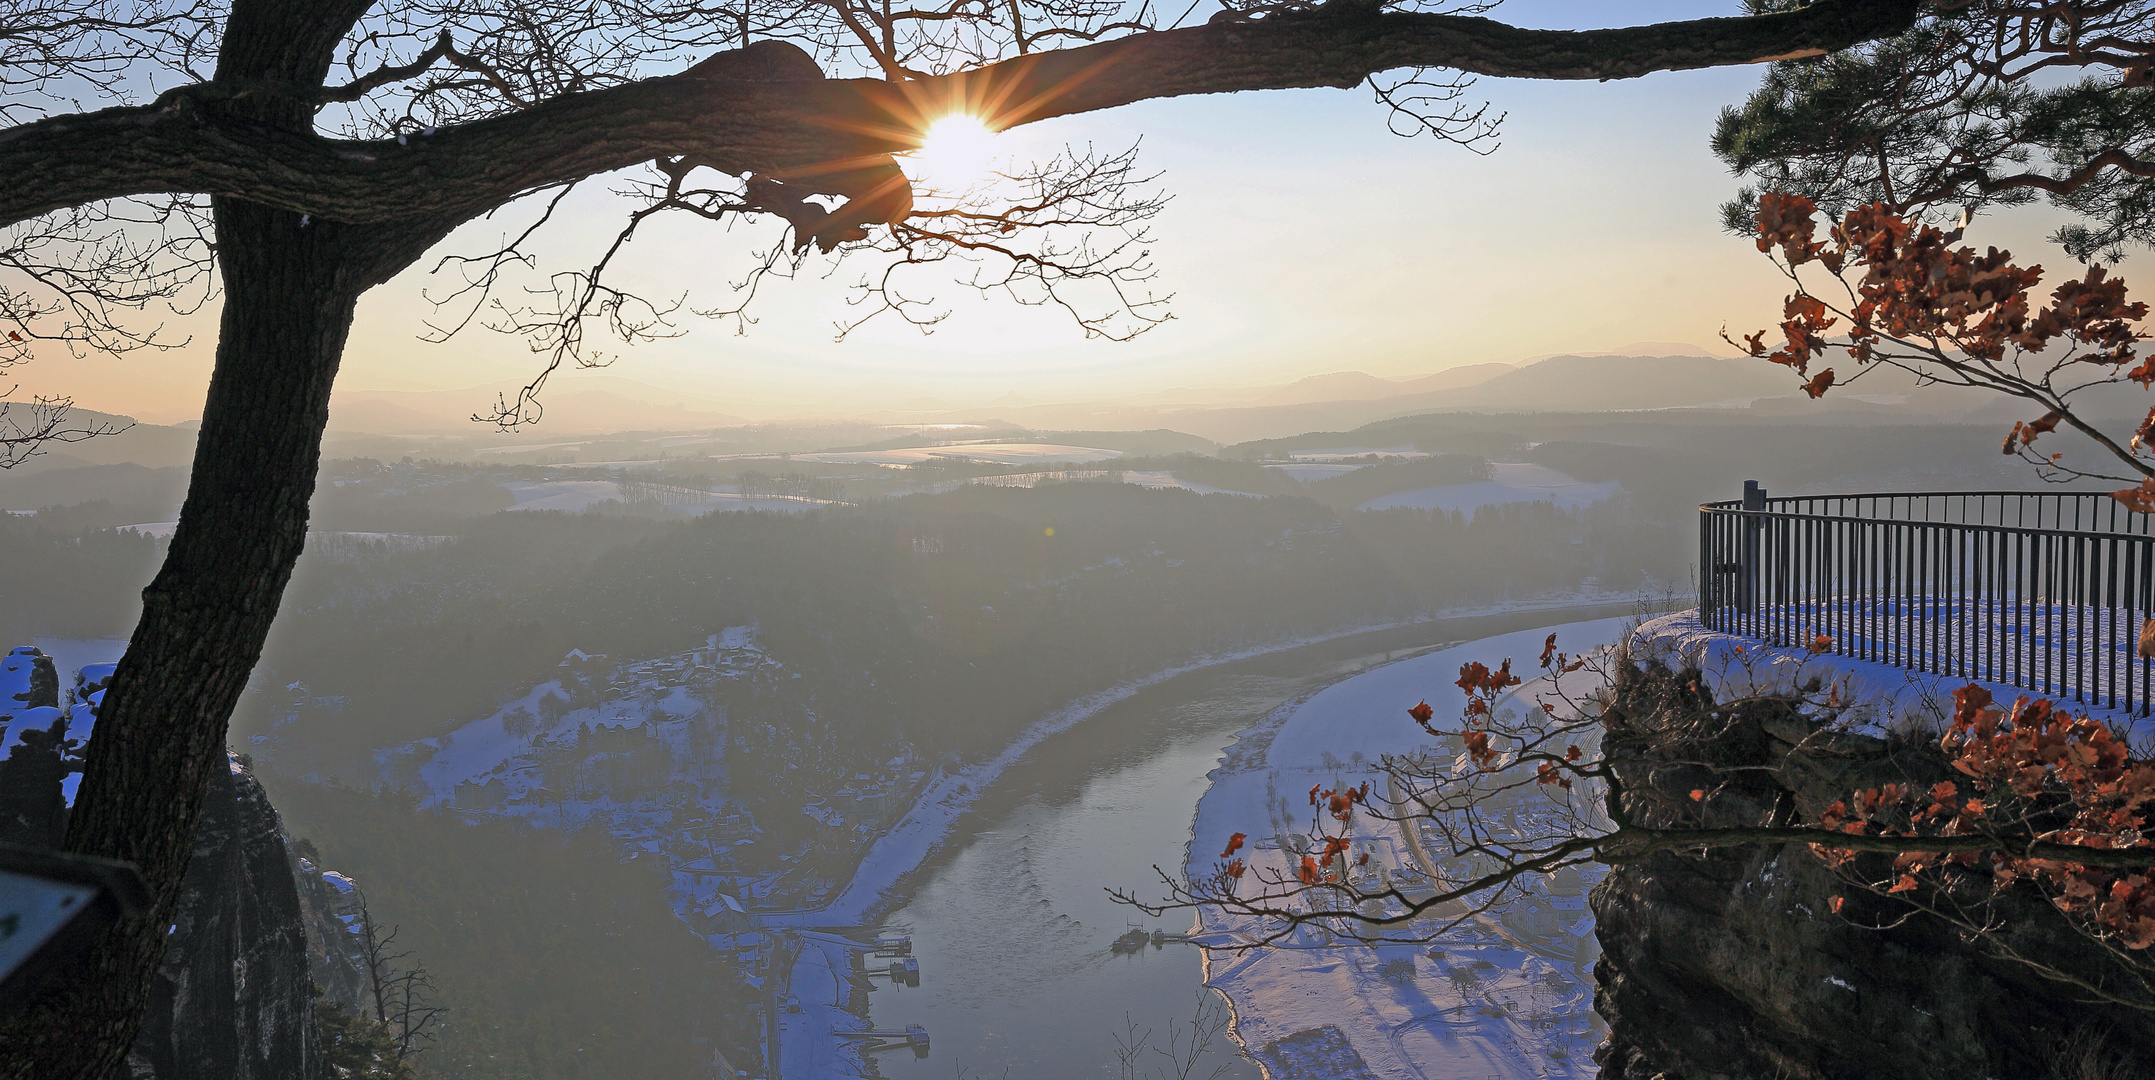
[272,784,755,1080]
[241,481,1626,800]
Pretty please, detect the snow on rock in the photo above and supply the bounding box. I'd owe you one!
[0,646,117,809]
[1357,463,1619,515]
[0,646,57,721]
[0,706,61,756]
[1191,617,1629,1080]
[74,662,116,713]
[1627,610,2140,735]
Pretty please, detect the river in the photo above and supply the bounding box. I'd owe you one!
[853,605,1637,1080]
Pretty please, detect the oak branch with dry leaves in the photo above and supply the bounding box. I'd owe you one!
[1729,192,2155,508]
[0,1,1935,1076]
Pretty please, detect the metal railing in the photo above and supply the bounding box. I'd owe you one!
[1699,482,2155,715]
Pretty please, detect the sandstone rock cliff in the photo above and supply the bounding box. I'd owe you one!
[1590,657,2155,1080]
[128,753,324,1080]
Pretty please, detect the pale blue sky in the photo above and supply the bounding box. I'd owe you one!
[33,1,2138,424]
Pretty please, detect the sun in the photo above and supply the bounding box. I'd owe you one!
[907,113,1000,192]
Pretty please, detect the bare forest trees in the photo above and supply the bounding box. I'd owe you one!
[352,894,444,1064]
[0,0,1940,1075]
[316,891,440,1080]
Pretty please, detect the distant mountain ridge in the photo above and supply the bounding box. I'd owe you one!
[982,352,1795,443]
[1253,363,1514,406]
[41,344,1844,454]
[1432,354,1794,413]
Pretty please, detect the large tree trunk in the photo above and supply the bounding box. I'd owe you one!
[0,199,359,1080]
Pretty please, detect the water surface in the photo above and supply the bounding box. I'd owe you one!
[860,608,1633,1079]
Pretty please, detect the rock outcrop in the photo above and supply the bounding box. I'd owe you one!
[128,753,323,1080]
[1590,656,2155,1080]
[0,646,64,846]
[291,844,374,1013]
[0,645,371,1080]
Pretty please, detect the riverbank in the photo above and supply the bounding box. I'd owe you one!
[1186,617,1628,1080]
[761,598,1656,931]
[758,598,1661,1079]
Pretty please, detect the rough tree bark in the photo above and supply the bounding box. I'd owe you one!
[0,1,1936,1077]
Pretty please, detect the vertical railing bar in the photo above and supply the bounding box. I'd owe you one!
[2107,535,2119,711]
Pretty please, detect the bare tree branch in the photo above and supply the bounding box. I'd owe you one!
[0,0,1925,230]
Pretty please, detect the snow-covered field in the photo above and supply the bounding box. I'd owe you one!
[964,469,1261,496]
[1287,449,1430,463]
[1358,463,1620,515]
[117,524,456,556]
[368,628,771,824]
[1117,470,1261,497]
[499,479,834,514]
[1267,462,1368,483]
[796,441,1122,468]
[501,479,626,512]
[1189,617,1629,1080]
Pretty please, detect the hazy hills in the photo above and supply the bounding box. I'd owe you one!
[330,376,752,436]
[0,341,2061,490]
[1251,364,1516,407]
[986,352,1802,443]
[1435,354,1794,412]
[314,342,1765,444]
